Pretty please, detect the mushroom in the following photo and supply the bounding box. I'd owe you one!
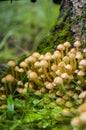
[61,73,69,82]
[39,60,52,82]
[45,81,54,90]
[25,56,36,68]
[52,50,61,64]
[14,66,19,79]
[71,117,80,128]
[79,112,86,125]
[27,71,43,87]
[74,40,81,51]
[7,60,16,76]
[64,41,71,55]
[53,76,63,90]
[44,52,52,68]
[65,64,73,74]
[5,74,15,94]
[57,44,65,58]
[63,56,70,64]
[79,91,86,99]
[79,59,86,71]
[32,52,40,59]
[69,53,76,69]
[19,61,28,71]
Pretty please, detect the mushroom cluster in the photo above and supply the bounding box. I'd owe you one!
[0,41,86,115]
[71,102,86,130]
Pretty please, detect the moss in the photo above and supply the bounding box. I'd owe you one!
[37,17,74,53]
[37,2,86,53]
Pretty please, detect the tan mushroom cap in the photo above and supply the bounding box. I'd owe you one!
[39,60,48,68]
[25,56,36,63]
[57,44,65,50]
[79,59,86,66]
[32,52,40,58]
[54,77,63,85]
[19,61,28,68]
[44,53,52,61]
[7,60,16,67]
[65,64,73,71]
[61,73,69,79]
[52,51,61,59]
[5,74,15,83]
[64,42,71,48]
[29,71,38,80]
[71,117,80,127]
[77,70,85,76]
[74,41,81,47]
[79,91,86,99]
[78,103,86,113]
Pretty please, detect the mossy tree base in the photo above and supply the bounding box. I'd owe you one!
[37,0,86,53]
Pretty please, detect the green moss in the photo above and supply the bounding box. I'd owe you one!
[37,18,74,53]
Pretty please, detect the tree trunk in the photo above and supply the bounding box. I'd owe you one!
[37,0,86,52]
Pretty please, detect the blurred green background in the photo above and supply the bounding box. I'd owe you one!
[0,0,60,63]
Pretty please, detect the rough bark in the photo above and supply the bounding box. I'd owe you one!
[37,0,86,53]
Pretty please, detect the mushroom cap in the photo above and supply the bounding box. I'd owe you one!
[52,51,61,59]
[17,88,27,94]
[71,117,80,127]
[19,61,28,68]
[78,103,86,113]
[45,82,54,90]
[70,48,76,53]
[58,62,66,68]
[61,73,69,79]
[14,66,19,71]
[29,71,38,80]
[56,69,62,76]
[57,44,65,50]
[17,80,23,86]
[34,61,40,68]
[74,41,81,47]
[83,48,86,53]
[32,52,40,58]
[69,53,76,59]
[79,59,86,66]
[65,64,73,71]
[64,42,71,48]
[25,56,36,63]
[1,77,6,83]
[54,77,63,85]
[79,91,86,99]
[63,56,69,63]
[18,68,24,73]
[79,112,86,124]
[78,70,85,76]
[76,52,83,59]
[62,108,71,116]
[5,74,14,83]
[39,60,48,68]
[44,53,52,61]
[7,60,16,67]
[51,64,58,71]
[38,54,44,60]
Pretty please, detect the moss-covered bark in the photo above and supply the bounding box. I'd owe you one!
[37,0,86,53]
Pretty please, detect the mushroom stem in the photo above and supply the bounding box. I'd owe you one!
[43,67,52,82]
[34,79,43,86]
[8,83,12,94]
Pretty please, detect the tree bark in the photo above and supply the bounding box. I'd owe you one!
[37,0,86,52]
